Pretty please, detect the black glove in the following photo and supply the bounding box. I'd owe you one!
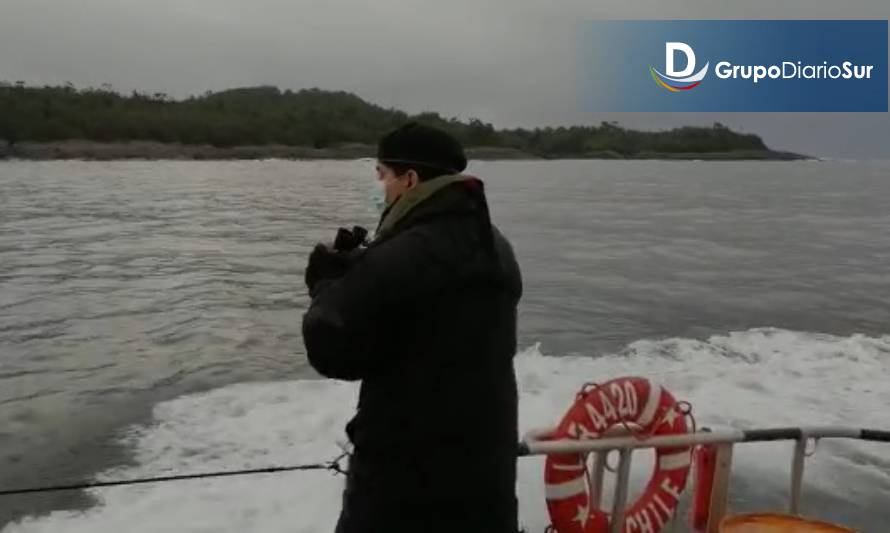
[305,226,369,298]
[333,225,369,252]
[305,243,358,298]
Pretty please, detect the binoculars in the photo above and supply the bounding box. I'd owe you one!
[333,226,369,252]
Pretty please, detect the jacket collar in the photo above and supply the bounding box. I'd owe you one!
[374,174,477,240]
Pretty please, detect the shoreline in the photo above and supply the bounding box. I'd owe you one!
[0,141,811,162]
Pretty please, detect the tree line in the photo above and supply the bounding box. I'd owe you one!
[0,83,768,156]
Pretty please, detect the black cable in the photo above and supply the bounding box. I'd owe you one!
[0,453,349,497]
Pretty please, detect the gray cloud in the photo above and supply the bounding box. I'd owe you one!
[1,0,887,157]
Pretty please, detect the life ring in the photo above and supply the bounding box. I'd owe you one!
[544,377,692,533]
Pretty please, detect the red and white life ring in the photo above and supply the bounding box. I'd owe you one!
[544,377,692,533]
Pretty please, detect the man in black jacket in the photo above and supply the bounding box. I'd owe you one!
[302,122,523,533]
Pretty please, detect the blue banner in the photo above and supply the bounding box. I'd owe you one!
[581,20,888,112]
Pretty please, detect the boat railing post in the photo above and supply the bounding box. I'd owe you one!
[589,451,607,509]
[608,448,633,533]
[706,443,735,533]
[789,437,807,515]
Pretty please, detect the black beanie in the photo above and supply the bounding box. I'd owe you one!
[377,122,467,174]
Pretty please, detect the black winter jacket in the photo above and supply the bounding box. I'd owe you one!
[302,177,523,533]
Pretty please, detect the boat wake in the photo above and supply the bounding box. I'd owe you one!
[6,328,890,532]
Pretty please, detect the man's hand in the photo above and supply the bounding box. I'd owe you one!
[305,243,354,298]
[305,226,369,299]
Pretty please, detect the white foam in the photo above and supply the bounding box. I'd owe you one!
[6,328,890,532]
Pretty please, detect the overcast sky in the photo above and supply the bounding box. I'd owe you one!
[1,0,887,158]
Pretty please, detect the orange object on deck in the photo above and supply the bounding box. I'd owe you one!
[719,513,855,532]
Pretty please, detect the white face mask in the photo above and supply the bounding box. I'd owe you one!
[369,179,387,215]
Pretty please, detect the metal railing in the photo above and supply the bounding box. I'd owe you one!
[519,426,890,533]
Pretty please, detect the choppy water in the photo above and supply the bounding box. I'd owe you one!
[1,159,889,531]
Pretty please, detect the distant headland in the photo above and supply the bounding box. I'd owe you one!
[0,83,808,161]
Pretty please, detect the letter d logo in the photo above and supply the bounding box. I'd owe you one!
[666,42,696,77]
[650,42,709,92]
